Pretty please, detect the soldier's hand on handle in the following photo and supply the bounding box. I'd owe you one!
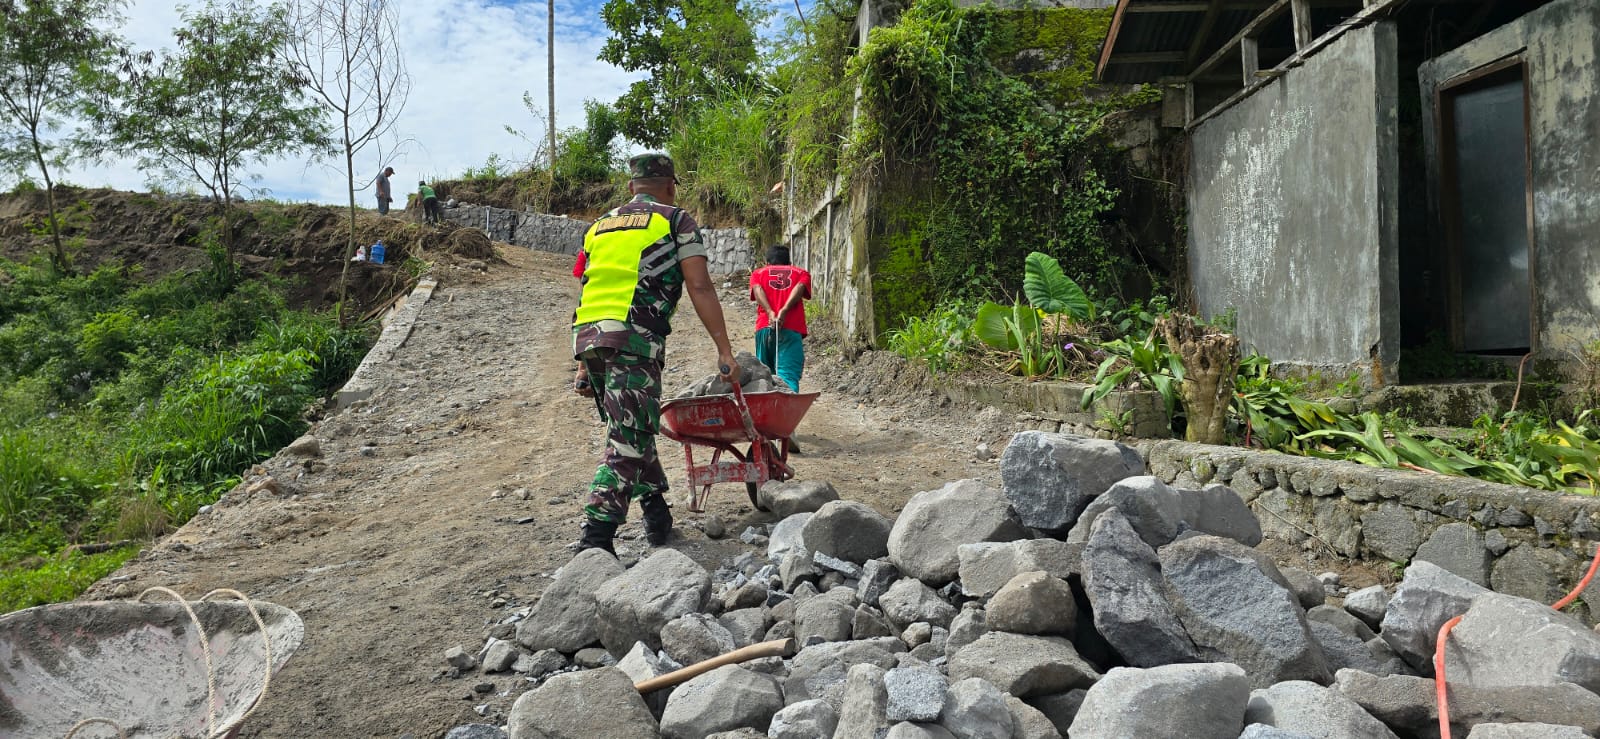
[574,367,595,397]
[718,352,740,385]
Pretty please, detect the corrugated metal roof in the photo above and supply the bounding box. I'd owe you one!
[1097,1,1289,84]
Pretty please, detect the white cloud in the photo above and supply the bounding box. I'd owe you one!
[51,0,646,205]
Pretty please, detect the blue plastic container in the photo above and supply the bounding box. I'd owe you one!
[370,240,386,264]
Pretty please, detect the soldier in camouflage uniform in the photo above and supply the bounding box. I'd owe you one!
[571,152,739,555]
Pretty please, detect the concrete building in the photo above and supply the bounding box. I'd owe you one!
[1099,0,1599,386]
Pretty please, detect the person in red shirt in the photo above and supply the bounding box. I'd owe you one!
[749,244,812,391]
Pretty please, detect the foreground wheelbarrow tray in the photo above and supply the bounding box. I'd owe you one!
[661,385,820,512]
[0,599,304,738]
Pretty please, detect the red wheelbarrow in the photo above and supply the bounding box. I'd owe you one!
[661,383,820,512]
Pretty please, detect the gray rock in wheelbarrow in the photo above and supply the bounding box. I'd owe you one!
[508,667,658,739]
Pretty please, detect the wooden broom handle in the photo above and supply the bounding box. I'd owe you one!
[634,638,795,694]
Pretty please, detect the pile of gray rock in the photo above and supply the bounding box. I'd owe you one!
[672,351,787,399]
[448,430,1600,738]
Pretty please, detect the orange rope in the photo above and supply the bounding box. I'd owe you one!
[1433,543,1600,738]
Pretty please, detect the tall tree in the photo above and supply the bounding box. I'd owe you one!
[598,0,762,147]
[285,0,408,319]
[102,0,329,264]
[0,0,125,275]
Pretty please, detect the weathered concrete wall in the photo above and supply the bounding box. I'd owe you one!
[439,204,754,274]
[788,182,874,347]
[1419,0,1600,368]
[1187,22,1401,387]
[1145,440,1600,625]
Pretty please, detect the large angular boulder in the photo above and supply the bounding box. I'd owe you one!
[945,605,989,658]
[783,638,903,705]
[888,479,1028,585]
[1066,476,1184,548]
[833,663,892,739]
[614,642,672,715]
[1442,592,1600,694]
[939,678,1014,739]
[516,548,626,652]
[1081,510,1201,667]
[1179,484,1263,546]
[1005,695,1062,739]
[1342,585,1390,631]
[794,596,855,644]
[879,577,957,630]
[658,665,784,739]
[767,699,839,739]
[957,539,1079,598]
[802,500,893,564]
[507,667,658,739]
[947,632,1100,698]
[1244,681,1398,738]
[999,431,1143,532]
[1334,667,1600,737]
[1308,621,1409,677]
[985,571,1076,636]
[660,613,737,666]
[767,512,813,562]
[758,480,840,518]
[1159,536,1328,687]
[1413,522,1492,587]
[594,549,712,656]
[1379,560,1489,673]
[1067,663,1250,739]
[885,666,948,722]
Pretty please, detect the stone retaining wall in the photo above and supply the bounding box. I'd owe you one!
[937,378,1170,440]
[1143,440,1600,624]
[438,204,754,274]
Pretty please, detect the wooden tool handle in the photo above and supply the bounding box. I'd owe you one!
[634,638,795,694]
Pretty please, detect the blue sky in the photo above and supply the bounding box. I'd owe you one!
[41,0,803,206]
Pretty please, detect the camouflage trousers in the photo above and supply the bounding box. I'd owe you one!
[579,348,668,523]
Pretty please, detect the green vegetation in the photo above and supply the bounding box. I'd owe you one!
[0,0,126,275]
[846,0,1154,307]
[598,0,763,147]
[887,259,1600,495]
[0,240,373,612]
[95,0,331,258]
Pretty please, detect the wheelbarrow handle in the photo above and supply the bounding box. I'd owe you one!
[728,382,760,442]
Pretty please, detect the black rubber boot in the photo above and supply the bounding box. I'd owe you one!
[576,519,618,556]
[640,494,674,546]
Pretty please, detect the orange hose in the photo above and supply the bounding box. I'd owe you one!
[1552,542,1600,611]
[1432,615,1463,738]
[1432,543,1600,739]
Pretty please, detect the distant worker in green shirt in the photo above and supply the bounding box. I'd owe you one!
[419,181,441,225]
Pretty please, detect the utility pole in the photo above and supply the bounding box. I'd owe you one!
[548,0,556,170]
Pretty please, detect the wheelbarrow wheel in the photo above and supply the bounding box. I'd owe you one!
[747,482,767,512]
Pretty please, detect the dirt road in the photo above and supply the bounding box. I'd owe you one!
[84,248,1014,738]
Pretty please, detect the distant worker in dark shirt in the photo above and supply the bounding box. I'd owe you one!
[419,181,441,225]
[749,244,812,392]
[375,166,394,215]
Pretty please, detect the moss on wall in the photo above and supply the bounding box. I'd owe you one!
[864,171,937,338]
[989,8,1115,105]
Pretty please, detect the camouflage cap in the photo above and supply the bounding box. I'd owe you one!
[628,152,677,182]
